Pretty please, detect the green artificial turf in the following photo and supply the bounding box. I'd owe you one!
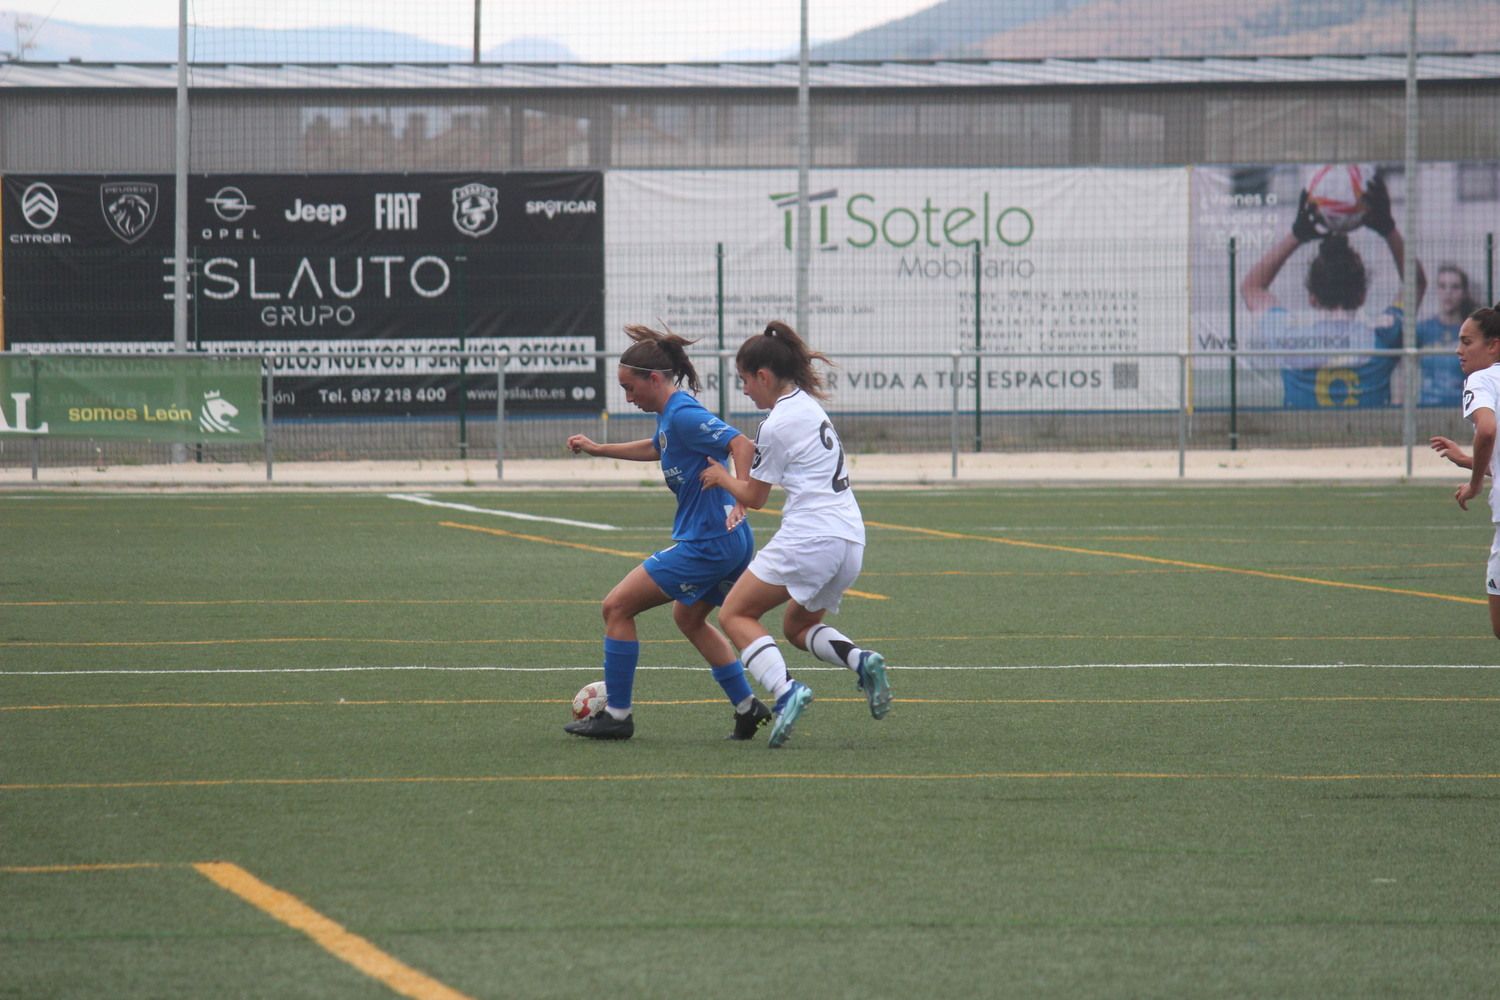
[3,485,1498,998]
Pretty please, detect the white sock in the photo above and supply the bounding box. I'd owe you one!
[605,705,631,720]
[742,635,793,702]
[806,623,860,672]
[734,695,755,713]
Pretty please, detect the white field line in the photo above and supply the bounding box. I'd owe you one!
[387,493,619,531]
[7,662,1500,676]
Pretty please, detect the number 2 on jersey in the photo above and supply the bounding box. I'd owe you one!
[818,420,851,493]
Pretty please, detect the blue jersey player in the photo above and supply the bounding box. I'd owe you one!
[564,324,771,741]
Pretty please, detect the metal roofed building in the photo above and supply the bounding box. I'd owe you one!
[0,54,1497,172]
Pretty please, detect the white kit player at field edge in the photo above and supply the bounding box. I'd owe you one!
[1429,304,1500,639]
[701,320,893,748]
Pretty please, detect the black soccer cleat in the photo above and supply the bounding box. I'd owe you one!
[726,698,773,741]
[564,708,634,740]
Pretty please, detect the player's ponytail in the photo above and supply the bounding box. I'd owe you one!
[620,324,702,394]
[736,320,833,400]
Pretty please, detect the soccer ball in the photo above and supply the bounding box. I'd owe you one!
[1304,164,1370,234]
[571,680,608,721]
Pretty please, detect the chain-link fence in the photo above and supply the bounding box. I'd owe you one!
[1,1,1497,480]
[0,344,1477,481]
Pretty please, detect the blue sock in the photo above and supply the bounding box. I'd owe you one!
[603,637,639,712]
[711,661,754,707]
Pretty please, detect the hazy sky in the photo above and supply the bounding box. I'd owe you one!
[7,1,942,61]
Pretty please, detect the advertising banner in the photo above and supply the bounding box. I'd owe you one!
[605,168,1190,414]
[1190,161,1496,409]
[1,172,605,416]
[0,354,263,443]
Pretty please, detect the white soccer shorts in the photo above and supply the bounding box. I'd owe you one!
[747,533,864,613]
[1487,527,1500,596]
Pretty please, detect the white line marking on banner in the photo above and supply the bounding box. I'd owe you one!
[387,493,618,531]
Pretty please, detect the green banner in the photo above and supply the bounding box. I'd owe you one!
[0,355,264,443]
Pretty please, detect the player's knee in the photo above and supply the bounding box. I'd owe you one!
[670,601,699,633]
[600,594,630,627]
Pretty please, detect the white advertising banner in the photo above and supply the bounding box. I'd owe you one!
[605,168,1190,414]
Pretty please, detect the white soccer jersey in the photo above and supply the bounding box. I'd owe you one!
[1462,363,1500,522]
[750,388,865,544]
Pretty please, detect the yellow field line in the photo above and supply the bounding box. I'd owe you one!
[440,520,647,558]
[0,598,595,608]
[1,861,473,999]
[865,520,1487,606]
[439,521,889,600]
[897,696,1500,705]
[193,862,474,1000]
[0,862,168,873]
[3,632,1490,650]
[2,697,732,712]
[8,695,1497,713]
[864,562,1470,577]
[10,770,1500,792]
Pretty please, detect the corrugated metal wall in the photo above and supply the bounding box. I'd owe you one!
[3,80,1496,173]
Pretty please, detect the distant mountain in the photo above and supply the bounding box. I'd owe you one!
[2,1,1494,65]
[821,0,1496,60]
[0,11,577,63]
[969,0,1494,58]
[811,0,1091,61]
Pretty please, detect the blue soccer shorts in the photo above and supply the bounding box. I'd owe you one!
[643,523,754,607]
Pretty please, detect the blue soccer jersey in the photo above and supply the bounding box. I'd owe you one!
[1257,306,1402,408]
[656,391,742,541]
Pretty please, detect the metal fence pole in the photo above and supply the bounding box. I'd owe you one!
[1178,352,1188,478]
[973,242,982,453]
[1228,236,1239,451]
[717,242,727,419]
[29,355,39,481]
[264,360,274,482]
[495,355,506,481]
[950,350,961,479]
[1487,232,1495,305]
[1403,345,1417,477]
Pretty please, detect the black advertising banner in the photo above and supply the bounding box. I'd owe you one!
[2,172,605,415]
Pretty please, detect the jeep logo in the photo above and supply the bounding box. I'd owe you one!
[284,198,347,225]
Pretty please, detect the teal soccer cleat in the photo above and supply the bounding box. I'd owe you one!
[768,682,813,749]
[857,651,892,720]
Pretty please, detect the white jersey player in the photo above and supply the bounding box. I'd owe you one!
[701,321,892,747]
[1429,305,1500,638]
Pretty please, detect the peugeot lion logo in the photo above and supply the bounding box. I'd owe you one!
[21,182,59,229]
[100,182,160,244]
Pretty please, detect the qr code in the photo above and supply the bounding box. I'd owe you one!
[1112,362,1139,390]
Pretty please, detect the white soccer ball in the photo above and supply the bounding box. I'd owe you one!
[571,680,608,721]
[1304,163,1371,234]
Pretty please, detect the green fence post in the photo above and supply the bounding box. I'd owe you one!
[973,242,982,453]
[457,252,469,460]
[1487,233,1494,306]
[717,242,727,419]
[264,358,275,482]
[30,355,40,481]
[1228,236,1239,452]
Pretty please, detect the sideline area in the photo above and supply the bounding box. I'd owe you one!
[0,446,1468,489]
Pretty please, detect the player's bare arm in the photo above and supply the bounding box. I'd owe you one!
[1457,408,1495,510]
[567,435,660,462]
[724,435,756,528]
[1430,436,1474,469]
[702,456,771,510]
